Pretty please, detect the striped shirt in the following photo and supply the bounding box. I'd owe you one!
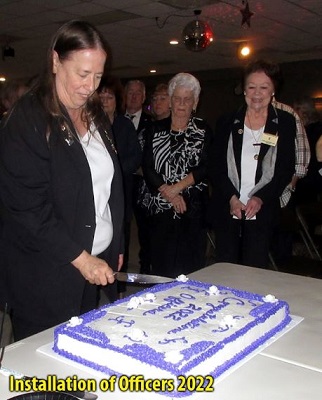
[272,99,311,207]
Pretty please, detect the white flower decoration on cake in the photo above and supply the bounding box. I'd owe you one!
[145,293,156,302]
[127,296,141,309]
[263,294,278,303]
[219,315,235,328]
[68,317,83,327]
[176,274,189,282]
[129,328,146,341]
[127,294,156,309]
[208,285,220,295]
[164,350,184,363]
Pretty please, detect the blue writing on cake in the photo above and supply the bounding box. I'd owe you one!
[164,303,202,321]
[158,336,188,345]
[167,303,218,334]
[108,315,135,328]
[142,294,195,316]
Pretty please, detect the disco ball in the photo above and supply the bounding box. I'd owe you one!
[182,19,214,52]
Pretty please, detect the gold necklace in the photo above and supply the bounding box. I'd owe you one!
[246,113,264,160]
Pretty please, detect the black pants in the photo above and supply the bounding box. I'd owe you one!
[150,212,207,278]
[215,217,271,268]
[12,281,100,341]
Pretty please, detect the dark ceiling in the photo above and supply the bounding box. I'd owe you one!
[0,0,321,81]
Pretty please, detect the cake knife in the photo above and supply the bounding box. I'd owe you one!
[114,272,173,284]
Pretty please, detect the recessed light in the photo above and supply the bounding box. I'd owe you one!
[237,43,252,59]
[170,40,179,45]
[150,69,156,73]
[0,77,6,82]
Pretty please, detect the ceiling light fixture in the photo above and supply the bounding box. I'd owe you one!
[182,10,213,52]
[238,43,252,59]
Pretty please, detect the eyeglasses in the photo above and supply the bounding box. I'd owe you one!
[172,96,194,105]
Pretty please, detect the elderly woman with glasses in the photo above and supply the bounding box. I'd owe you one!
[142,72,212,278]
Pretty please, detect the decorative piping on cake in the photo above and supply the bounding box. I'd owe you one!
[53,280,291,398]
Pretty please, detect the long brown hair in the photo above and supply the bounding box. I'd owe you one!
[35,20,111,131]
[97,75,125,115]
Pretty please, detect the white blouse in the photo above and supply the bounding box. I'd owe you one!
[240,124,264,219]
[79,128,114,255]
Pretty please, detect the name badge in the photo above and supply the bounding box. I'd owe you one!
[261,133,278,146]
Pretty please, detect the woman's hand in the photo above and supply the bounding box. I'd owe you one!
[159,173,195,202]
[229,195,245,219]
[245,196,263,219]
[159,183,186,213]
[171,194,187,214]
[72,250,115,286]
[159,183,181,202]
[118,254,124,271]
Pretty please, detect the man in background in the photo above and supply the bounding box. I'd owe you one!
[124,80,152,274]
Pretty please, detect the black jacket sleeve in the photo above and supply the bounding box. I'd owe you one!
[0,95,87,265]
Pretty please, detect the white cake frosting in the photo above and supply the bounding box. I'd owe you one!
[53,279,291,397]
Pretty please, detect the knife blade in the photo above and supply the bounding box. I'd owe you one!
[114,272,173,284]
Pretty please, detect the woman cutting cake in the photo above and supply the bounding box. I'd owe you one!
[0,20,124,340]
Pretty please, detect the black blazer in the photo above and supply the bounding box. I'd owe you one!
[137,110,152,134]
[137,110,152,150]
[113,114,141,176]
[0,92,124,326]
[112,114,141,220]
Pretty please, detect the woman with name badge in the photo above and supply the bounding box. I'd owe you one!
[208,59,296,268]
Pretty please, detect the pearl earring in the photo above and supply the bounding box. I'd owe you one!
[244,91,246,95]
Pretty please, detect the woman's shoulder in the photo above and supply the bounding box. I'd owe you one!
[192,116,208,126]
[1,91,46,130]
[192,117,212,131]
[272,105,296,122]
[16,90,42,111]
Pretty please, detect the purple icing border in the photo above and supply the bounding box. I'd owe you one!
[53,280,291,398]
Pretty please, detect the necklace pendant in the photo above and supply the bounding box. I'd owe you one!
[254,154,259,160]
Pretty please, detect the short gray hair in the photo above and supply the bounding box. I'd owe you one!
[124,79,146,97]
[168,73,201,102]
